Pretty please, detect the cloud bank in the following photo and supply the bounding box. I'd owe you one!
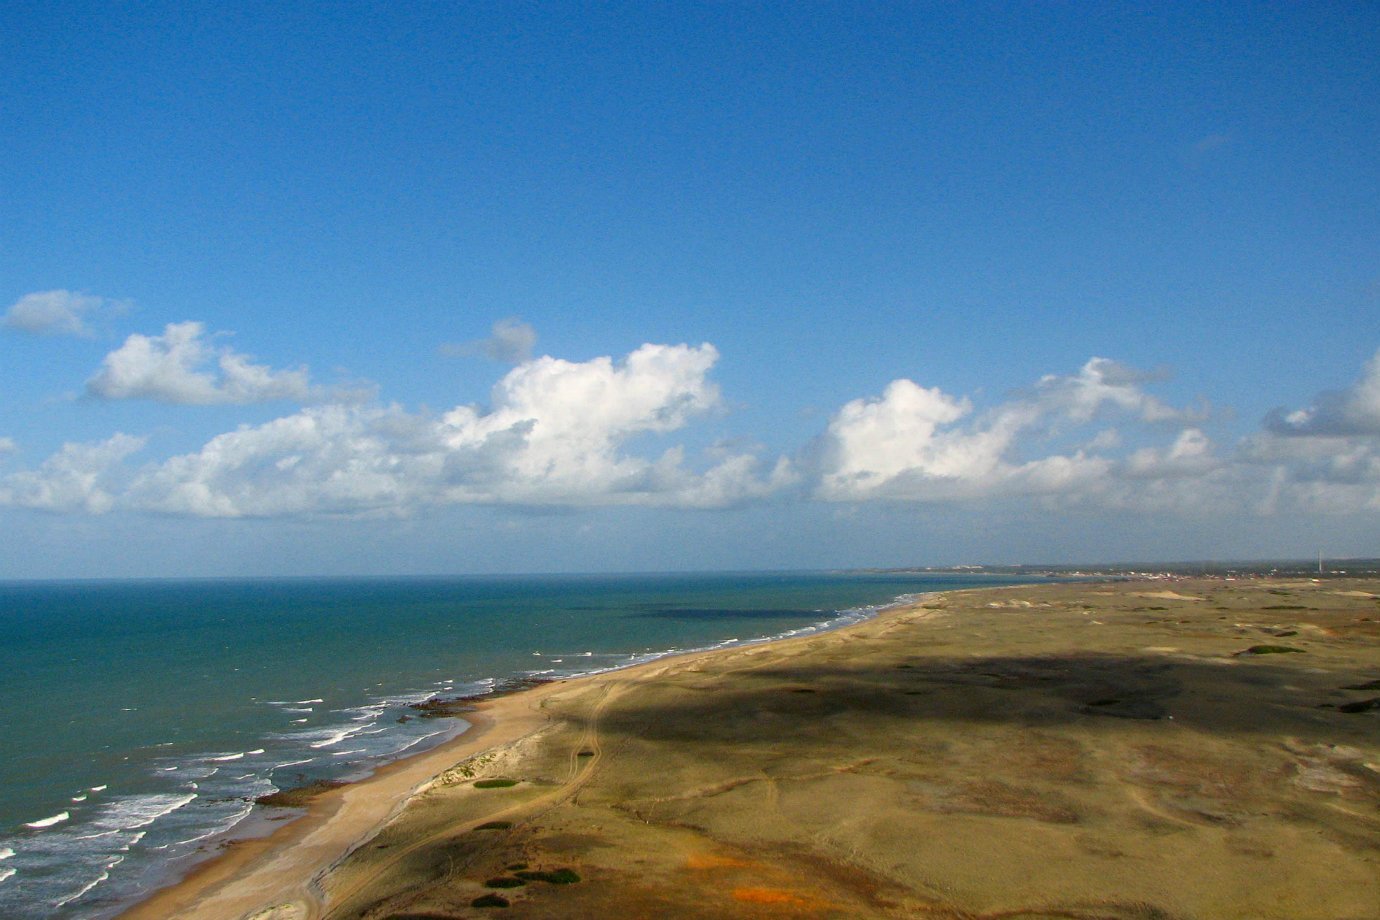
[5,331,1380,523]
[116,342,790,517]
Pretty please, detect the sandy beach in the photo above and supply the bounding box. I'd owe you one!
[124,577,1380,919]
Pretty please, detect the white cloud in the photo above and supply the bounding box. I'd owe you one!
[1030,357,1194,425]
[3,290,119,337]
[86,322,316,405]
[809,350,1380,518]
[441,317,538,363]
[0,437,16,456]
[8,341,1380,524]
[1265,348,1380,437]
[812,359,1199,503]
[1122,428,1219,479]
[124,342,785,517]
[0,434,145,513]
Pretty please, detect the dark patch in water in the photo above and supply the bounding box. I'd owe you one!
[628,608,825,620]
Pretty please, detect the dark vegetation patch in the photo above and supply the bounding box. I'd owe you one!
[506,862,529,871]
[474,779,519,789]
[1342,679,1380,691]
[1080,698,1166,720]
[576,749,594,757]
[1337,697,1380,714]
[471,893,510,908]
[1235,645,1304,656]
[1264,605,1307,610]
[484,876,527,889]
[475,821,513,830]
[255,779,346,807]
[514,868,581,884]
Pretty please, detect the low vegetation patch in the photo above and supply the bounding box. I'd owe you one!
[1236,645,1304,656]
[476,820,513,830]
[1337,697,1380,713]
[515,868,581,884]
[471,893,510,908]
[474,778,519,789]
[484,876,527,889]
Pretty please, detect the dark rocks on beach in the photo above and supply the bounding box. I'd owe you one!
[410,677,561,718]
[408,697,477,718]
[255,779,347,808]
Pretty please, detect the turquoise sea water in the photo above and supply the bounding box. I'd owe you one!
[0,571,1038,918]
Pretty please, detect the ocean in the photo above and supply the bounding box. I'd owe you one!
[0,571,1036,918]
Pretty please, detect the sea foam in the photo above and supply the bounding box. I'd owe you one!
[23,811,69,829]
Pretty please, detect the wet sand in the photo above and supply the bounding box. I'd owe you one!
[128,578,1380,919]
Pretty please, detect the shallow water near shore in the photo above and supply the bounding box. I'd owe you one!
[0,571,1036,919]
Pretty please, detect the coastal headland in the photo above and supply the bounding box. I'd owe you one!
[125,577,1380,919]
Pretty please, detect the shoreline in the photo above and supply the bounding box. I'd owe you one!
[119,588,954,919]
[123,575,1380,918]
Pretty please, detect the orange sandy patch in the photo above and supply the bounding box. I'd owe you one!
[686,853,754,870]
[732,887,814,906]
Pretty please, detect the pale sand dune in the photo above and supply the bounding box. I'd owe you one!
[127,579,1380,920]
[1134,590,1204,601]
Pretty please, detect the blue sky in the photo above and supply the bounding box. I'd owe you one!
[2,2,1378,577]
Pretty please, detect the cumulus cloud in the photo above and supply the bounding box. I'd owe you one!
[1265,348,1380,437]
[122,342,789,517]
[0,434,145,513]
[808,349,1380,518]
[441,317,538,364]
[86,322,316,405]
[3,290,121,337]
[812,358,1202,504]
